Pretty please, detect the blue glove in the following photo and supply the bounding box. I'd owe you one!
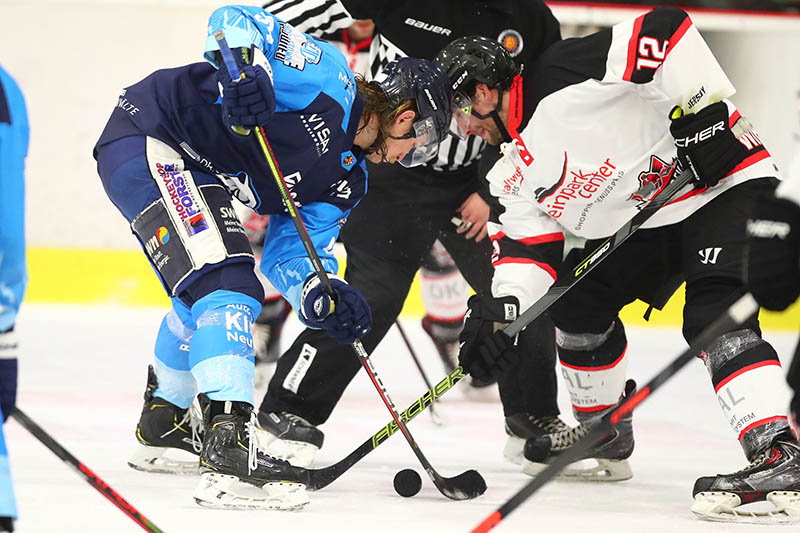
[300,275,372,344]
[0,328,19,422]
[216,47,275,132]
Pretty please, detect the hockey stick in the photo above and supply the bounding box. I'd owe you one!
[394,321,444,426]
[11,408,165,533]
[306,365,464,490]
[471,293,759,532]
[214,30,486,500]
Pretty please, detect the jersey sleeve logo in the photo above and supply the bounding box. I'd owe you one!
[275,22,322,70]
[341,151,356,170]
[498,29,524,57]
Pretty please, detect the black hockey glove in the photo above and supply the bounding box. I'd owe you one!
[745,192,800,311]
[669,102,747,188]
[458,295,520,381]
[300,274,373,344]
[0,328,18,422]
[216,47,275,133]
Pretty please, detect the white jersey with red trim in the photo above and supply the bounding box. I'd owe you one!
[486,7,779,311]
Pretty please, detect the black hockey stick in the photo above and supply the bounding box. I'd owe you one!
[395,321,444,426]
[215,30,485,500]
[306,366,464,490]
[471,293,759,532]
[12,408,165,533]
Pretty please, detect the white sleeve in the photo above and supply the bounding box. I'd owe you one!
[603,7,735,111]
[486,155,565,312]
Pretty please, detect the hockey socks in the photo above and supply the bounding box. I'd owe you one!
[701,329,790,459]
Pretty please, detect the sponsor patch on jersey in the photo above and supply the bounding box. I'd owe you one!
[155,162,209,236]
[275,21,322,70]
[341,151,356,170]
[498,29,524,57]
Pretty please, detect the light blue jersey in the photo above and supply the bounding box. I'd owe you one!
[0,65,28,333]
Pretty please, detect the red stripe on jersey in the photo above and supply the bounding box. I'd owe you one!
[560,345,628,371]
[666,150,772,206]
[666,16,693,56]
[491,232,565,246]
[425,312,465,323]
[573,403,616,413]
[714,359,781,393]
[623,14,646,82]
[729,147,770,173]
[737,416,788,441]
[729,110,742,127]
[493,257,557,280]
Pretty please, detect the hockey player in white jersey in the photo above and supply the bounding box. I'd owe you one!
[438,7,799,523]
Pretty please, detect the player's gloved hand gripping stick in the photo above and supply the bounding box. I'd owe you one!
[214,30,486,501]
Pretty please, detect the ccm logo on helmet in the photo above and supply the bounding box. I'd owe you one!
[452,70,468,91]
[404,18,452,36]
[674,121,725,148]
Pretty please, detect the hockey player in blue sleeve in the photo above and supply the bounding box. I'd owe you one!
[0,64,28,533]
[92,5,452,510]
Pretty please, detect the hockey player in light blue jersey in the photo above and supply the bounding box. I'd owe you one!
[0,63,28,533]
[93,5,452,510]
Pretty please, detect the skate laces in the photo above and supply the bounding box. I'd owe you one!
[160,404,204,453]
[550,423,591,451]
[532,416,568,434]
[282,412,314,427]
[247,411,259,474]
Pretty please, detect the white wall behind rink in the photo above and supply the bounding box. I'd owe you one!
[2,0,798,249]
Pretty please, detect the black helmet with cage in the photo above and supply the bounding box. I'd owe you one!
[434,36,521,141]
[370,57,453,167]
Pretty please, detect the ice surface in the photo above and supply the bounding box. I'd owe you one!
[6,304,796,532]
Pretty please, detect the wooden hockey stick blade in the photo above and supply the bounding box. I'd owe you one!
[471,293,759,532]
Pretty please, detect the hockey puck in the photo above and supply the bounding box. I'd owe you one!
[393,468,422,497]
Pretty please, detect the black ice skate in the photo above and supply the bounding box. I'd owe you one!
[691,432,800,524]
[422,315,496,393]
[128,365,203,475]
[194,396,309,511]
[257,411,324,468]
[522,380,637,482]
[503,413,568,465]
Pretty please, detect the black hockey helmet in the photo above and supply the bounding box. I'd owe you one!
[434,36,520,139]
[370,57,453,167]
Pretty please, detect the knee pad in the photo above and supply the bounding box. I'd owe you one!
[683,279,760,343]
[556,319,628,421]
[189,290,262,404]
[702,329,789,459]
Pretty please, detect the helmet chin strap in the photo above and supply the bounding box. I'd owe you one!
[471,75,523,144]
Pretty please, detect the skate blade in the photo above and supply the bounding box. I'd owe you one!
[521,457,633,482]
[503,435,525,466]
[692,491,800,524]
[128,445,199,475]
[255,428,318,469]
[193,473,309,511]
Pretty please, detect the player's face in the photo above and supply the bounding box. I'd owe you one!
[466,86,506,146]
[366,110,417,164]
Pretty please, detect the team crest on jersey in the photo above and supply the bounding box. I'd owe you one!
[498,29,523,57]
[341,151,356,170]
[629,155,676,208]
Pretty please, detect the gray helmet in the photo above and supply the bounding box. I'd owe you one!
[371,57,453,167]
